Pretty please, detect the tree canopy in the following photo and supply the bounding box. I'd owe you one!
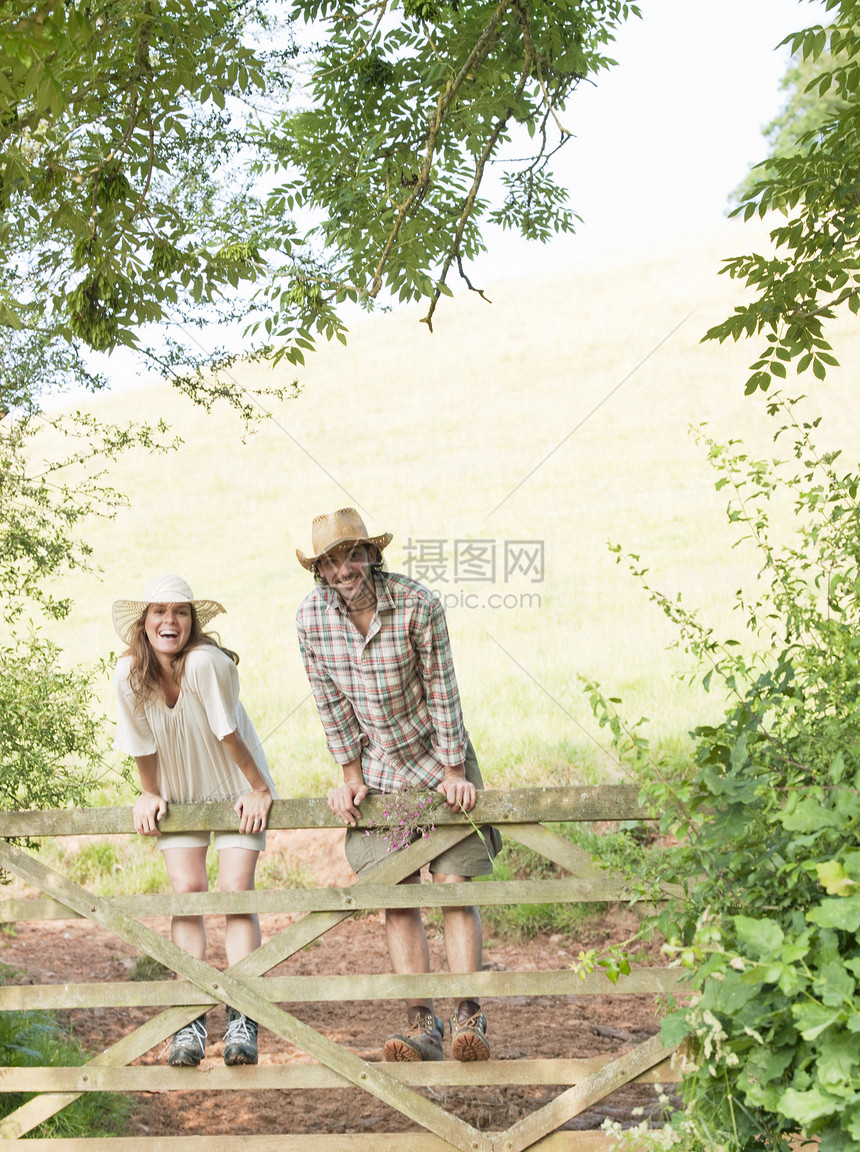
[730,47,846,205]
[1,0,638,409]
[707,0,860,394]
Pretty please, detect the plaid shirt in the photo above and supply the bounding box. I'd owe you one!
[296,571,469,792]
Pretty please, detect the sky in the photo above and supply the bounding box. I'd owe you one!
[473,0,829,281]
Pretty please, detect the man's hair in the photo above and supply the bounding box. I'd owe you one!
[312,543,385,586]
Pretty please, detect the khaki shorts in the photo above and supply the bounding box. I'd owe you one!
[158,830,266,852]
[344,741,501,878]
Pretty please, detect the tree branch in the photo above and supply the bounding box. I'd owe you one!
[421,3,534,330]
[369,0,513,298]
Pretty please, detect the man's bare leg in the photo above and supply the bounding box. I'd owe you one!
[382,876,443,1061]
[435,873,482,974]
[435,873,490,1061]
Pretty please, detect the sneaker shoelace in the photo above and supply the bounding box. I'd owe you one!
[224,1015,255,1046]
[160,1018,207,1059]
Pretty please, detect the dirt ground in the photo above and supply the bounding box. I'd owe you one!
[3,829,678,1138]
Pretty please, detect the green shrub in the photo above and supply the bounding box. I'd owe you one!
[128,954,172,982]
[69,842,119,886]
[592,400,860,1151]
[0,964,130,1137]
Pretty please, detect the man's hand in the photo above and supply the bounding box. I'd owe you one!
[328,780,369,827]
[234,787,273,834]
[133,792,167,835]
[437,772,476,812]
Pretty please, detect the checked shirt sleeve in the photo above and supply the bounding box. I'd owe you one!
[297,624,363,766]
[412,598,468,768]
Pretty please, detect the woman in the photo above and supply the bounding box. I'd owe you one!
[113,573,276,1067]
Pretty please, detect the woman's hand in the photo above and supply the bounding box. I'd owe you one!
[134,791,167,835]
[234,787,273,835]
[327,780,369,827]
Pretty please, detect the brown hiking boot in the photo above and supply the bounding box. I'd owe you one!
[450,1011,490,1062]
[383,1011,444,1062]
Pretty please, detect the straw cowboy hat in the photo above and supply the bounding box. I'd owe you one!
[111,574,226,646]
[296,508,393,572]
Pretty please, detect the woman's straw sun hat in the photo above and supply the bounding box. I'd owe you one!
[112,574,226,646]
[296,508,392,571]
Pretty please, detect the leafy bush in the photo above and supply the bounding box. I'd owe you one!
[0,963,130,1137]
[69,842,120,886]
[592,399,860,1151]
[0,638,108,827]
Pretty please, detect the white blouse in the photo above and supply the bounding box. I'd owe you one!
[114,646,278,803]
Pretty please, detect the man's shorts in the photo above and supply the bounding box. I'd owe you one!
[344,741,501,879]
[158,830,266,852]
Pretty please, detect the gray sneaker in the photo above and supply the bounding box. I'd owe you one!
[166,1014,207,1067]
[223,1006,259,1066]
[383,1011,444,1062]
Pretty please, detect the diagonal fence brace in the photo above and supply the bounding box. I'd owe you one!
[0,833,490,1152]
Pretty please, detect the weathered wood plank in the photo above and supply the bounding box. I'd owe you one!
[496,1034,676,1152]
[0,795,679,1152]
[0,968,683,1011]
[0,876,652,925]
[0,836,493,1152]
[0,786,650,838]
[502,824,603,879]
[0,1056,678,1093]
[0,1132,633,1151]
[505,824,684,901]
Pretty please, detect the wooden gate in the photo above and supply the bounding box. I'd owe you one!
[0,786,682,1149]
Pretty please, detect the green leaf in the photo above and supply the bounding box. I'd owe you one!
[778,1085,840,1125]
[817,1033,860,1086]
[781,795,842,833]
[818,861,859,897]
[660,1008,693,1047]
[794,1000,841,1041]
[808,897,860,932]
[734,915,784,957]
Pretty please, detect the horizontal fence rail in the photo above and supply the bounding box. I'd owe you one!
[0,785,682,1152]
[0,785,648,838]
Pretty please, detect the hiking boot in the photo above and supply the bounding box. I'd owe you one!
[450,1011,490,1062]
[383,1011,444,1062]
[223,1006,259,1066]
[165,1014,207,1067]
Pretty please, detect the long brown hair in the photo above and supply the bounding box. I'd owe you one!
[126,604,239,706]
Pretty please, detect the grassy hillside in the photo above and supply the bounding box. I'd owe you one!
[35,218,860,799]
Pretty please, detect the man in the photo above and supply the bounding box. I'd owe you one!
[295,507,498,1063]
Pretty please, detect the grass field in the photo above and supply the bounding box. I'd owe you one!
[33,216,860,801]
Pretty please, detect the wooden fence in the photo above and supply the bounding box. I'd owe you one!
[0,785,685,1150]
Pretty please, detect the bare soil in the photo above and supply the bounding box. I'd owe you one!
[3,829,676,1138]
